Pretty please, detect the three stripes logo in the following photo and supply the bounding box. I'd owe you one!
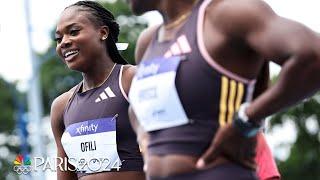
[164,35,192,58]
[95,87,116,103]
[219,76,246,127]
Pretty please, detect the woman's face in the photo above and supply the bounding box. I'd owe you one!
[55,7,106,72]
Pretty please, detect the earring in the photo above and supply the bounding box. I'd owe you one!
[102,36,107,40]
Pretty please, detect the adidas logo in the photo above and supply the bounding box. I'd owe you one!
[164,35,192,58]
[95,87,116,103]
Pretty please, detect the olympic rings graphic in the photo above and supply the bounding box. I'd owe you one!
[13,165,32,175]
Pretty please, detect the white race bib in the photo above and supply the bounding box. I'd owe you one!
[61,117,122,173]
[129,56,189,131]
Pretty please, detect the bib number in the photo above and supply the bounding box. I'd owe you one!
[129,56,189,131]
[61,117,122,173]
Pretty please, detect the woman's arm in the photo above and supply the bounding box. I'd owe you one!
[51,92,77,180]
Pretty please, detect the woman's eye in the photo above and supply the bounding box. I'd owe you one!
[54,37,62,43]
[70,29,80,36]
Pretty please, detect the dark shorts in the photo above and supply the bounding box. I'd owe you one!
[149,163,258,180]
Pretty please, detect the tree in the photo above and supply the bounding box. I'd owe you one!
[0,78,16,133]
[0,77,22,179]
[270,75,320,180]
[39,0,147,114]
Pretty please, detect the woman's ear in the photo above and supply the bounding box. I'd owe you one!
[100,26,109,41]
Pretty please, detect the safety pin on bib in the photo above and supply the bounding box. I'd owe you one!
[111,114,119,121]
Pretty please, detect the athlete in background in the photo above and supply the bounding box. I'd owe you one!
[128,0,320,179]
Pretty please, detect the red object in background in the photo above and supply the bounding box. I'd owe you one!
[255,133,281,180]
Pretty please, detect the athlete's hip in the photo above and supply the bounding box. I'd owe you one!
[147,156,257,180]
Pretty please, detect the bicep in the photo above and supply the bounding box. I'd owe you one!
[247,15,319,65]
[51,90,75,151]
[135,36,148,64]
[212,0,319,65]
[232,0,320,65]
[121,65,137,96]
[50,98,66,153]
[50,96,77,179]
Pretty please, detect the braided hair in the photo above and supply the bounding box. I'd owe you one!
[67,1,128,64]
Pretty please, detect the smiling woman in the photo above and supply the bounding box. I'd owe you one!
[50,1,144,180]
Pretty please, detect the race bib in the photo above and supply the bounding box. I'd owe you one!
[129,56,189,131]
[61,116,122,173]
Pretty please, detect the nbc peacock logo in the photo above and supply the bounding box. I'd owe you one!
[13,154,32,175]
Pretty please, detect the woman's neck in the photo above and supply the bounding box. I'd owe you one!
[156,0,198,42]
[159,0,197,26]
[81,57,115,91]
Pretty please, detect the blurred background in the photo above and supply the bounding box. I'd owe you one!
[0,0,319,179]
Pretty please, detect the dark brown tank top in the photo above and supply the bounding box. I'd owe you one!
[140,0,256,156]
[63,64,143,176]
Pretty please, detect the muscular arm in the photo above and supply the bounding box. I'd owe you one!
[121,65,148,149]
[198,0,320,170]
[51,91,77,180]
[213,0,320,122]
[129,25,160,132]
[135,25,160,64]
[129,25,162,161]
[122,65,137,95]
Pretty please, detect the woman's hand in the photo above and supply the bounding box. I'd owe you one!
[196,124,257,170]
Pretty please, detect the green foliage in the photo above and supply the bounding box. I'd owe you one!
[0,77,21,179]
[40,0,147,114]
[40,53,81,114]
[0,158,14,180]
[271,94,320,180]
[102,0,148,64]
[0,77,16,133]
